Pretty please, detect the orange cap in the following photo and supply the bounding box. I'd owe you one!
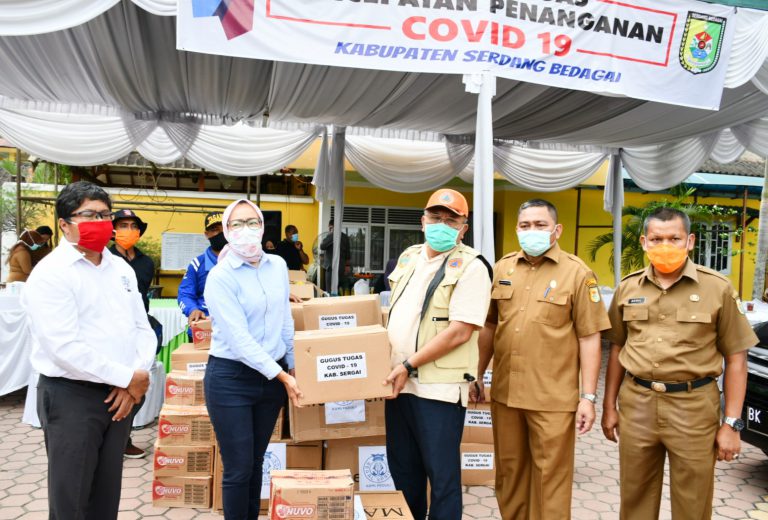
[425,189,468,217]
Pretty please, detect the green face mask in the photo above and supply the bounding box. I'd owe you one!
[425,223,460,252]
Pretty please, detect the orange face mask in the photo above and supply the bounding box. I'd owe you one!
[115,229,140,250]
[646,243,689,274]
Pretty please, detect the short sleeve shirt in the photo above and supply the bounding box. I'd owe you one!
[387,244,492,406]
[604,260,758,381]
[487,243,611,412]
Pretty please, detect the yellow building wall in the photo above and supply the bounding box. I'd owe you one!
[23,178,762,299]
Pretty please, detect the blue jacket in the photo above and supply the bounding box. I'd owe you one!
[177,247,219,317]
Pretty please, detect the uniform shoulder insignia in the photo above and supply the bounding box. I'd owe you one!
[696,264,730,283]
[563,252,590,270]
[621,268,645,282]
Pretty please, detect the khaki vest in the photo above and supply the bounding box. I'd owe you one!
[388,243,482,384]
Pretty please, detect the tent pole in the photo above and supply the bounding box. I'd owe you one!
[256,176,261,206]
[54,164,60,246]
[739,187,748,298]
[574,187,582,254]
[611,155,624,287]
[15,148,21,238]
[330,126,347,295]
[464,72,496,263]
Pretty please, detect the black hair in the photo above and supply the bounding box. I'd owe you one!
[518,199,558,223]
[55,181,112,221]
[285,224,298,234]
[643,207,691,235]
[35,225,53,236]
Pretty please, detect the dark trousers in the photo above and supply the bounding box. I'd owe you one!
[204,355,286,520]
[385,393,466,520]
[37,375,135,520]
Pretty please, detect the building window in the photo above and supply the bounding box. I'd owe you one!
[331,206,424,272]
[696,222,732,274]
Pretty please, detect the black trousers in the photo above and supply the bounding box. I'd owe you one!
[38,375,136,520]
[385,393,466,520]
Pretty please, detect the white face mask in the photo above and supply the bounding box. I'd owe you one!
[227,227,264,260]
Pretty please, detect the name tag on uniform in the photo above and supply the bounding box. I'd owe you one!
[628,297,645,304]
[499,280,511,286]
[120,275,132,292]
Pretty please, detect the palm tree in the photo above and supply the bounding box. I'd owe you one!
[587,185,730,277]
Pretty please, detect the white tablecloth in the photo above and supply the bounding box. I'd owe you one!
[148,299,187,346]
[0,293,33,396]
[23,360,166,429]
[745,300,768,327]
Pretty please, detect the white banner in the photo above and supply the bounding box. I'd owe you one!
[261,442,287,500]
[178,0,735,109]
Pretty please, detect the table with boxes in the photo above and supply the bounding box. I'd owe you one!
[154,292,498,518]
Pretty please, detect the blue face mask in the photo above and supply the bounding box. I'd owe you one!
[291,233,299,243]
[29,243,42,251]
[517,229,555,257]
[425,223,460,253]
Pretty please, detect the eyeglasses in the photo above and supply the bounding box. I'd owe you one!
[68,210,114,221]
[424,212,465,229]
[228,218,263,231]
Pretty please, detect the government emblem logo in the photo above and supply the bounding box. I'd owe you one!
[679,12,726,75]
[362,453,391,484]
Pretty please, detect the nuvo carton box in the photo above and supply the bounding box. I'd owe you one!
[157,405,215,446]
[153,442,214,477]
[268,469,354,520]
[190,318,212,349]
[294,325,393,405]
[164,371,205,406]
[170,343,209,374]
[152,476,212,508]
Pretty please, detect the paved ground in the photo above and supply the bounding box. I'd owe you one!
[2,347,768,520]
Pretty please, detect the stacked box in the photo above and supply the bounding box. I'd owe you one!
[164,371,205,406]
[170,343,209,373]
[268,470,354,519]
[289,399,385,443]
[190,319,212,350]
[460,443,495,486]
[153,405,216,509]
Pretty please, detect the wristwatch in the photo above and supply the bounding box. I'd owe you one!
[403,360,418,378]
[580,393,597,404]
[724,416,745,432]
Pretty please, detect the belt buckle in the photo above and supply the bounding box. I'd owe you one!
[651,381,667,393]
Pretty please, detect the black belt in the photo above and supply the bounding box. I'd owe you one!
[42,375,112,391]
[628,373,715,393]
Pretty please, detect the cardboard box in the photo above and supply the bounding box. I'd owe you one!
[287,442,323,470]
[158,405,215,446]
[460,443,495,486]
[268,470,354,520]
[153,442,214,477]
[164,371,205,406]
[294,325,393,405]
[291,302,305,332]
[152,476,212,508]
[290,281,315,301]
[271,408,284,442]
[324,436,387,490]
[289,399,385,442]
[170,343,209,373]
[462,403,493,445]
[288,270,307,282]
[358,491,415,520]
[381,306,389,326]
[190,319,212,349]
[301,294,382,330]
[212,442,322,513]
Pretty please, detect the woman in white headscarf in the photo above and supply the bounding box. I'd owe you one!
[203,199,302,520]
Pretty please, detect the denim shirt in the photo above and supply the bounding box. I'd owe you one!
[203,252,294,379]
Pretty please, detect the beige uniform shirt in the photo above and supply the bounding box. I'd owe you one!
[487,244,611,412]
[387,244,491,406]
[604,260,758,381]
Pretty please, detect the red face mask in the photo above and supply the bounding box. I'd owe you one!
[76,220,114,252]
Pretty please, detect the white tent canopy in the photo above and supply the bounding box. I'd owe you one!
[1,1,768,286]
